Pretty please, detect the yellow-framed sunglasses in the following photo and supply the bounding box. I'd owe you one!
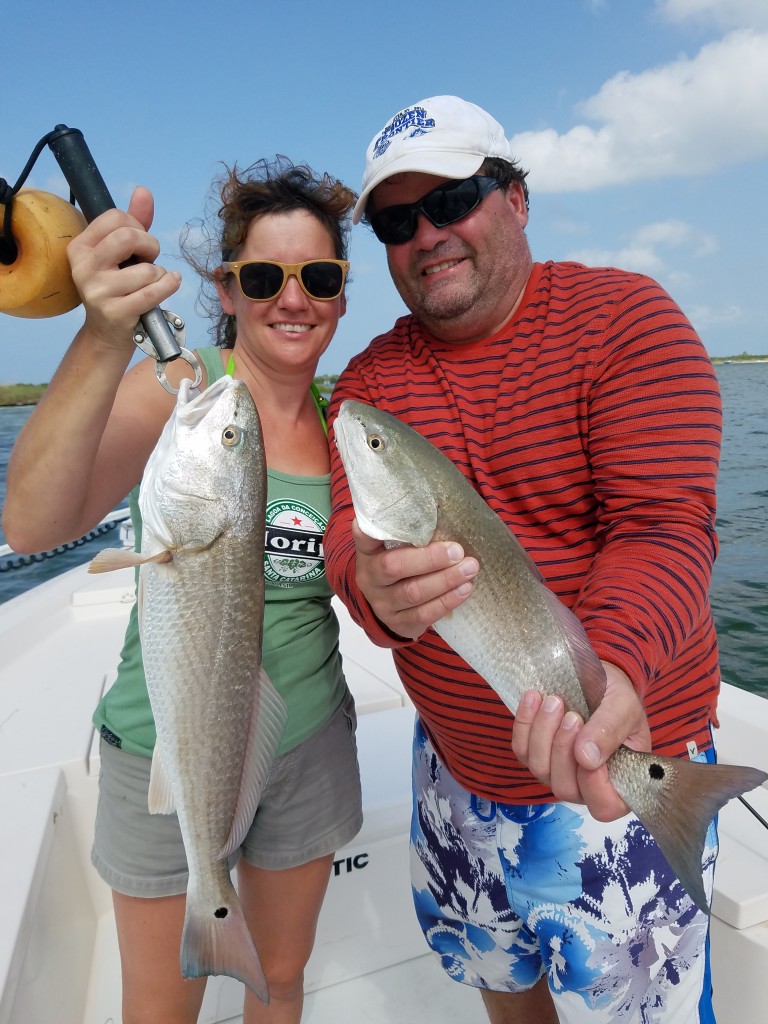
[221,259,349,302]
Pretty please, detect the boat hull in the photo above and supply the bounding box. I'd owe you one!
[1,560,767,1023]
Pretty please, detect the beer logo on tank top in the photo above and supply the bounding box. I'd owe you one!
[264,499,326,587]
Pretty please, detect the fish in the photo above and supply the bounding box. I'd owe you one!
[90,375,287,1002]
[333,398,768,915]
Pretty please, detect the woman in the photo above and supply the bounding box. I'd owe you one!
[2,158,362,1024]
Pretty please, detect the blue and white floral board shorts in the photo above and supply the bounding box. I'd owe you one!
[410,717,717,1023]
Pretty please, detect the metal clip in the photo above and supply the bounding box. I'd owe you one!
[132,310,203,395]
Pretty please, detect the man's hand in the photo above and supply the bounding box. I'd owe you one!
[352,519,479,639]
[511,662,651,820]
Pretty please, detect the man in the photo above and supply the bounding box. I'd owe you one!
[324,95,723,1023]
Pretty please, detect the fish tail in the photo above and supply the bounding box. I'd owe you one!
[181,882,269,1004]
[610,748,767,915]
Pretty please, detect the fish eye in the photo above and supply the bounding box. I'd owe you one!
[221,425,241,447]
[367,433,385,452]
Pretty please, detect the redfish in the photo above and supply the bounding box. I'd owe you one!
[91,376,286,1000]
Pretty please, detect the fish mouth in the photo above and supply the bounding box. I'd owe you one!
[177,376,240,425]
[334,407,412,544]
[333,410,350,454]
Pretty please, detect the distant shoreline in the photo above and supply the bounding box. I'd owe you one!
[0,375,340,408]
[0,384,47,407]
[0,363,764,408]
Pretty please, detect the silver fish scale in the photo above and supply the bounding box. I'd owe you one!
[429,497,592,721]
[140,536,265,873]
[604,743,680,818]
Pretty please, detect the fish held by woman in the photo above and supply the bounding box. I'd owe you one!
[333,398,767,915]
[90,375,286,1001]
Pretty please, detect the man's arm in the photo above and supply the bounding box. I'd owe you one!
[514,277,721,815]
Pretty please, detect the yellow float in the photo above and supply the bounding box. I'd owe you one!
[0,189,85,318]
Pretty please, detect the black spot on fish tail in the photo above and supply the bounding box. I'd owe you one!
[182,881,269,1003]
[610,747,768,915]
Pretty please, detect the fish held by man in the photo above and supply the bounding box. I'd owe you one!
[333,398,768,915]
[90,375,287,1002]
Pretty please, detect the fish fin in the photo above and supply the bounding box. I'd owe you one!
[613,748,768,914]
[182,877,269,1003]
[88,548,144,573]
[539,586,606,714]
[147,743,176,814]
[219,666,288,859]
[88,547,172,574]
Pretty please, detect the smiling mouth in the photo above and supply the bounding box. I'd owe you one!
[271,323,313,333]
[422,257,464,277]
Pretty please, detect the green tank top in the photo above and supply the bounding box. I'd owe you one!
[92,346,347,757]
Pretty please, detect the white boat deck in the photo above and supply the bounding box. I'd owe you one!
[1,560,767,1023]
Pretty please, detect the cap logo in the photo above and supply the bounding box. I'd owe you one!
[373,106,436,159]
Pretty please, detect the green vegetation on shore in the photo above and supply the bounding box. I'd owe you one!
[1,359,764,408]
[709,354,768,364]
[0,383,47,407]
[0,377,340,408]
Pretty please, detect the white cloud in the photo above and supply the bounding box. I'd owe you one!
[567,244,665,276]
[632,220,718,257]
[686,304,745,329]
[513,29,768,191]
[564,219,717,276]
[656,0,768,31]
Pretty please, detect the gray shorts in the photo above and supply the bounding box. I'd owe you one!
[92,690,363,897]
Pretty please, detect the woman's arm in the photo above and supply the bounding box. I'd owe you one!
[2,187,183,552]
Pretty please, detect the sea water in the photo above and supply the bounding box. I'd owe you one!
[709,363,768,697]
[0,404,129,600]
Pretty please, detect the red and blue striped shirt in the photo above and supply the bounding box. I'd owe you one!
[325,261,722,802]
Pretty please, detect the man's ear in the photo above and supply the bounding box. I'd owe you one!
[506,181,529,228]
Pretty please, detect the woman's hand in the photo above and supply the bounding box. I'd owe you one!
[67,186,181,347]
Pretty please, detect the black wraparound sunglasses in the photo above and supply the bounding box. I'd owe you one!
[369,175,501,245]
[221,259,349,301]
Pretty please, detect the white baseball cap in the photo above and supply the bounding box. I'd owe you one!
[352,95,513,223]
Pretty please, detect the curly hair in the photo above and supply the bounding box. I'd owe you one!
[180,156,357,347]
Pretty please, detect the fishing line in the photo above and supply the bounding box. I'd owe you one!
[738,794,768,832]
[0,129,74,264]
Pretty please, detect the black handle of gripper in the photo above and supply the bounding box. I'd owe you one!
[47,125,181,362]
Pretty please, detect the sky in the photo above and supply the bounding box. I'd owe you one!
[1,0,767,384]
